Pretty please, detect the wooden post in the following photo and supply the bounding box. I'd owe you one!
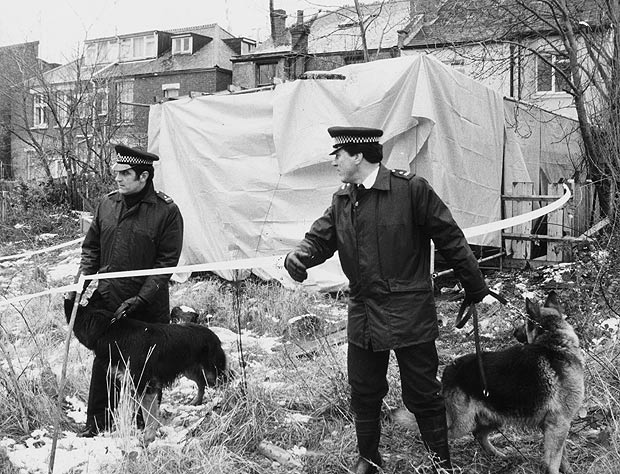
[0,191,7,223]
[547,183,565,262]
[510,182,534,259]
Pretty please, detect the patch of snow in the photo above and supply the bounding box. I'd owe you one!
[284,413,311,424]
[36,234,58,241]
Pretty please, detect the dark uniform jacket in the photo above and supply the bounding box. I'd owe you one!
[81,183,184,322]
[296,165,486,351]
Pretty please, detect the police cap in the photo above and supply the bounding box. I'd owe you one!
[112,144,159,172]
[328,126,383,155]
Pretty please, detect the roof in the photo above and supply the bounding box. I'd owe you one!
[241,0,609,59]
[252,0,412,56]
[42,24,238,85]
[404,0,609,47]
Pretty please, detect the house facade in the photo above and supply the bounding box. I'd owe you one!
[0,41,56,179]
[10,24,255,182]
[232,0,605,120]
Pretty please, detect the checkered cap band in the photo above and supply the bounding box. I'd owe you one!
[333,135,380,146]
[115,155,154,166]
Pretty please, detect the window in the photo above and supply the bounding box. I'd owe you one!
[256,62,277,86]
[77,93,93,119]
[172,36,192,55]
[115,80,134,123]
[85,43,98,65]
[344,53,364,65]
[50,157,66,179]
[162,83,180,99]
[537,53,571,93]
[97,88,109,116]
[119,34,156,61]
[85,40,118,65]
[33,93,47,128]
[25,149,36,180]
[55,91,71,126]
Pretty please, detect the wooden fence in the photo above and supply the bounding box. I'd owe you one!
[502,180,597,264]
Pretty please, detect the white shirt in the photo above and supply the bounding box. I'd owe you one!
[360,165,380,189]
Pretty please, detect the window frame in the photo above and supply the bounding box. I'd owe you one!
[114,80,134,124]
[172,36,193,55]
[119,34,157,61]
[32,93,47,129]
[536,52,571,94]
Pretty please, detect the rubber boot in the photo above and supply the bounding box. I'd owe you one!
[416,413,452,473]
[352,418,382,474]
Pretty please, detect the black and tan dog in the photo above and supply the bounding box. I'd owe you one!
[395,292,584,474]
[64,296,230,444]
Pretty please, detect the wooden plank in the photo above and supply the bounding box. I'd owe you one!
[547,183,564,261]
[503,233,585,242]
[511,182,533,259]
[573,181,594,236]
[501,195,561,202]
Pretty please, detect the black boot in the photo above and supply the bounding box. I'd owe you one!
[352,418,382,474]
[416,413,452,473]
[78,413,108,437]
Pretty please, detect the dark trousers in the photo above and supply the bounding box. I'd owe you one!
[84,291,167,429]
[347,340,445,421]
[86,353,118,429]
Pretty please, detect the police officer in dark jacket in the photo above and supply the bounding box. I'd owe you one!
[284,127,488,473]
[78,144,184,437]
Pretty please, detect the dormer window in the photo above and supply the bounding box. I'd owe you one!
[172,36,193,55]
[119,34,157,61]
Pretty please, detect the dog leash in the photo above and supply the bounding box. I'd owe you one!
[455,289,507,398]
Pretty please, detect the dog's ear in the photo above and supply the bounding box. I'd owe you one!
[543,291,563,313]
[525,297,540,319]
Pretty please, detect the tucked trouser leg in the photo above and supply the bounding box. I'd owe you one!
[395,341,452,472]
[348,343,390,473]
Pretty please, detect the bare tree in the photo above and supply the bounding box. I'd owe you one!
[0,46,133,210]
[431,0,619,214]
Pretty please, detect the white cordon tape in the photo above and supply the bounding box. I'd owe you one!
[462,183,571,239]
[0,184,571,309]
[0,237,84,263]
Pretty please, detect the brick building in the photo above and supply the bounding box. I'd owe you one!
[232,0,606,120]
[0,41,57,179]
[10,24,255,182]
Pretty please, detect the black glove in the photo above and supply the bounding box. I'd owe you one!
[284,250,311,282]
[463,286,489,306]
[114,295,146,319]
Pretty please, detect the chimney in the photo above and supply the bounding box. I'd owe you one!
[270,8,287,45]
[290,10,310,53]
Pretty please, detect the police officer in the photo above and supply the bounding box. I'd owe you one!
[78,144,184,436]
[284,127,488,473]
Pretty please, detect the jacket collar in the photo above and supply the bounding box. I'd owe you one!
[110,182,158,204]
[334,164,391,196]
[372,164,391,191]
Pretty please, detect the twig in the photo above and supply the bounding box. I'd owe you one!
[48,275,83,474]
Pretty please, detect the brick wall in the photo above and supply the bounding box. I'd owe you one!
[130,68,233,133]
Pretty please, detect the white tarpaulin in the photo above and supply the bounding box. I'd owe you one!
[149,55,534,290]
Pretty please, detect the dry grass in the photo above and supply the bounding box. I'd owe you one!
[1,268,620,473]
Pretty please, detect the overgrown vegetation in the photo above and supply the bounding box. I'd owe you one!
[0,180,78,254]
[1,203,620,473]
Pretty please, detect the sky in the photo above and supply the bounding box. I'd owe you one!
[0,0,349,63]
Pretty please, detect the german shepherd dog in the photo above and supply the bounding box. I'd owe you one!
[395,292,584,474]
[64,296,230,444]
